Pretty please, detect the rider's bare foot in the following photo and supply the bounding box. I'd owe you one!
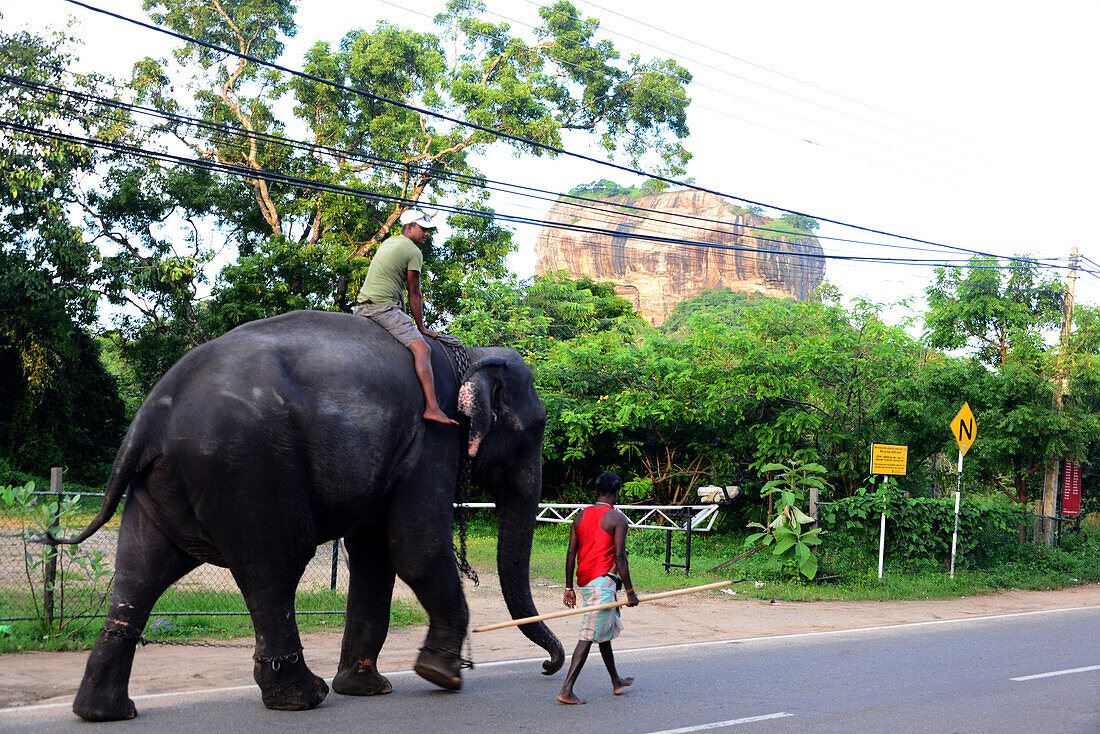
[557,692,586,705]
[613,677,634,695]
[424,408,458,426]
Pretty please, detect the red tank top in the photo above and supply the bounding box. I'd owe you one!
[576,504,616,587]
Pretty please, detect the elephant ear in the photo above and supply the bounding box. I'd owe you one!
[458,356,508,459]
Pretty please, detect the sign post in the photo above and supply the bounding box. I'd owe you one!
[1062,459,1082,517]
[869,443,908,579]
[949,403,976,579]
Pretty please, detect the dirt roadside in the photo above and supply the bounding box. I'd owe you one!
[4,577,1099,709]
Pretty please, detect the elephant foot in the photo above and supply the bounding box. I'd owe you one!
[72,687,136,722]
[414,646,464,691]
[254,653,329,711]
[332,660,393,696]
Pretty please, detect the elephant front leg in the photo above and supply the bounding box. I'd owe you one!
[392,534,471,690]
[333,532,396,696]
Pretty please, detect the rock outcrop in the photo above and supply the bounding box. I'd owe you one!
[534,189,825,325]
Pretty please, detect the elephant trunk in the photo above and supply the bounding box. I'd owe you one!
[494,454,564,675]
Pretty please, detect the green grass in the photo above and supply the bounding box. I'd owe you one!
[461,514,1100,603]
[3,514,1095,653]
[0,588,426,654]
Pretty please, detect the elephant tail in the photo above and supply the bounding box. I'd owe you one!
[47,435,145,546]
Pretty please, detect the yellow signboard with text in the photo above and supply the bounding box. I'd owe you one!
[870,443,908,476]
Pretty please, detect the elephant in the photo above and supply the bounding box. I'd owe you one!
[59,310,564,721]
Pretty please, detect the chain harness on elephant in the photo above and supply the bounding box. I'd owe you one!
[436,335,478,589]
[434,335,477,671]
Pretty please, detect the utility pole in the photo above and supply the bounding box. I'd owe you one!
[1040,246,1079,546]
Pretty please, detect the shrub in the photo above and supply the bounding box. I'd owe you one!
[820,489,1026,569]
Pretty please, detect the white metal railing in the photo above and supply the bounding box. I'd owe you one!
[456,503,721,532]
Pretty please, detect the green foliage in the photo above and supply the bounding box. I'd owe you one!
[565,179,656,200]
[0,326,126,482]
[745,461,828,580]
[661,288,752,338]
[451,271,643,361]
[778,213,820,232]
[821,487,1028,569]
[65,0,695,395]
[0,28,128,482]
[208,236,355,333]
[687,296,924,493]
[455,282,937,505]
[0,482,113,639]
[916,256,1100,520]
[925,255,1063,369]
[620,477,652,503]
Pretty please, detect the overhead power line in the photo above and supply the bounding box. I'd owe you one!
[9,117,1054,277]
[5,67,1077,277]
[568,0,1051,185]
[390,0,1026,196]
[1,70,835,261]
[59,0,1045,267]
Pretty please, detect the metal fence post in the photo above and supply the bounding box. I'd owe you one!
[43,467,63,625]
[684,507,693,574]
[330,538,340,590]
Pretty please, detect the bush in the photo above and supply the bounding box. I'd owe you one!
[820,490,1027,569]
[0,481,113,639]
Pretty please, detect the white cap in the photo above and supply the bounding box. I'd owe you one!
[399,209,438,229]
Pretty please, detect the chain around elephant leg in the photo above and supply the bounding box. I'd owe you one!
[414,643,473,691]
[253,650,329,711]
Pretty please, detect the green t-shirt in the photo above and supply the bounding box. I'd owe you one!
[356,234,423,307]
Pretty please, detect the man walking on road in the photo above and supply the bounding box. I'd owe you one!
[353,209,457,425]
[557,471,639,705]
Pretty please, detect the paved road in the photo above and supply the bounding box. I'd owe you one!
[3,607,1097,733]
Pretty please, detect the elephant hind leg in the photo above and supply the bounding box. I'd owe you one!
[228,551,328,711]
[251,649,330,711]
[73,500,200,722]
[333,531,396,696]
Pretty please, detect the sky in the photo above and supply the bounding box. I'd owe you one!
[5,0,1098,320]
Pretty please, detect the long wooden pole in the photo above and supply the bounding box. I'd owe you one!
[472,579,742,633]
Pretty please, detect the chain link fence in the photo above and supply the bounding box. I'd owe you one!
[1,480,349,626]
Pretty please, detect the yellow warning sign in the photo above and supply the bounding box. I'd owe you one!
[870,443,908,475]
[951,402,976,455]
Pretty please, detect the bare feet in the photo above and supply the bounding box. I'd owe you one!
[556,692,586,705]
[424,408,459,426]
[613,677,634,695]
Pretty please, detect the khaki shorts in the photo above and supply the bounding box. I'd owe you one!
[353,303,422,347]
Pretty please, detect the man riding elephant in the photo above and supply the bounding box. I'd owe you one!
[353,209,457,426]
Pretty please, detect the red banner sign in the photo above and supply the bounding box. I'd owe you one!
[1062,459,1082,517]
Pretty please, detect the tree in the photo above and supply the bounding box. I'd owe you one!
[466,285,924,505]
[924,256,1063,368]
[660,287,751,339]
[686,297,924,496]
[451,271,644,357]
[779,213,819,232]
[116,0,693,326]
[0,26,126,479]
[919,257,1090,544]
